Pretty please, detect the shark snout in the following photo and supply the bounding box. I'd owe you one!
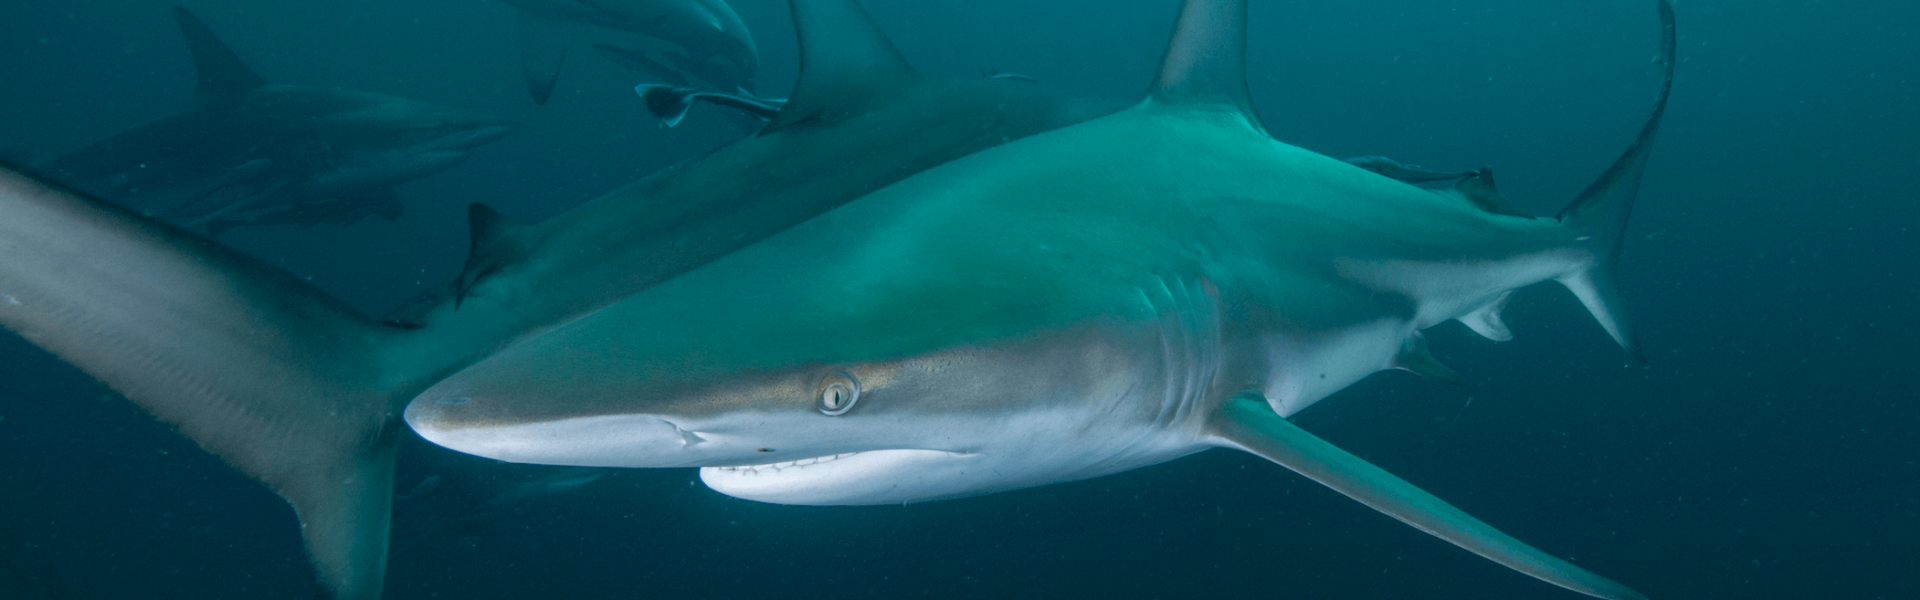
[404,393,711,468]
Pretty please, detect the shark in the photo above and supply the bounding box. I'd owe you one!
[33,8,517,237]
[0,0,1671,598]
[500,0,759,104]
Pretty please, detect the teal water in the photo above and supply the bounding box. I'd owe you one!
[2,1,1914,598]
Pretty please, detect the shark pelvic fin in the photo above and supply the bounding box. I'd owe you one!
[1459,290,1515,342]
[456,203,534,308]
[1210,396,1648,600]
[762,0,916,133]
[172,7,268,102]
[1444,168,1533,218]
[1554,0,1674,361]
[1394,331,1465,386]
[517,10,595,105]
[1148,0,1266,134]
[0,163,427,599]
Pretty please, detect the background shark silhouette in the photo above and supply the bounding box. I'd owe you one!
[500,0,759,104]
[32,8,517,238]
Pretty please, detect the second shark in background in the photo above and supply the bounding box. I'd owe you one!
[501,0,759,104]
[34,8,516,237]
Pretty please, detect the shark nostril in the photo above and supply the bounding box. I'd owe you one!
[437,396,472,406]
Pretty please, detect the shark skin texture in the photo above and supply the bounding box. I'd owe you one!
[35,8,516,237]
[0,0,1675,598]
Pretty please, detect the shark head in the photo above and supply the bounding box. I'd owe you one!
[405,179,1221,505]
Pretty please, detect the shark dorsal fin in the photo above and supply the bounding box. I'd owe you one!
[171,7,268,102]
[1148,0,1266,133]
[761,0,916,133]
[1444,168,1532,218]
[456,203,535,308]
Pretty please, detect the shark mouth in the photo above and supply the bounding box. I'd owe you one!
[699,449,975,506]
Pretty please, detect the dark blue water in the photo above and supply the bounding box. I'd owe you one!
[3,1,1915,598]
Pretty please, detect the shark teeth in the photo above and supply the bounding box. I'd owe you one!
[713,452,864,474]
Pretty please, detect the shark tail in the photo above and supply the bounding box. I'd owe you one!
[1555,0,1675,361]
[0,163,429,600]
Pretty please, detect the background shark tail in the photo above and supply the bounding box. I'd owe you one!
[1555,0,1675,361]
[0,163,424,599]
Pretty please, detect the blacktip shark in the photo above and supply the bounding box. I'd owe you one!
[0,0,1671,598]
[500,0,759,104]
[410,1,1673,599]
[34,7,516,236]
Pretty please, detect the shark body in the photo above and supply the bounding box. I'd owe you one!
[35,8,516,236]
[0,1,1671,599]
[500,0,759,103]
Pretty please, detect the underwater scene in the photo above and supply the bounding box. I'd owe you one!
[1,0,1914,598]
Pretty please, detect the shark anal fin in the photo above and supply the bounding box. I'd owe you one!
[0,164,424,599]
[1210,396,1647,600]
[172,7,268,102]
[1395,331,1465,386]
[517,10,596,105]
[1148,0,1265,134]
[1459,290,1514,342]
[762,0,916,133]
[1553,0,1675,360]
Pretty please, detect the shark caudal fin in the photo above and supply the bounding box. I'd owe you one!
[1211,398,1648,600]
[1556,0,1675,361]
[0,164,431,600]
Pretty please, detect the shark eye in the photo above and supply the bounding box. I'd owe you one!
[816,372,860,416]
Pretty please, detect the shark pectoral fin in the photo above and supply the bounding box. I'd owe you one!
[1554,0,1674,361]
[1209,396,1647,600]
[762,0,916,133]
[516,10,595,105]
[1394,331,1465,386]
[1148,0,1265,133]
[455,203,535,307]
[1,165,432,599]
[172,8,268,102]
[1459,290,1514,342]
